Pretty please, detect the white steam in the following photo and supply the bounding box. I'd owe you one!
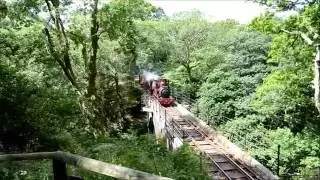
[143,71,159,81]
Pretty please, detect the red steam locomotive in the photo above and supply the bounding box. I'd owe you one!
[139,75,175,107]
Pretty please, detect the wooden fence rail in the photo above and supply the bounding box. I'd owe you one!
[0,151,173,180]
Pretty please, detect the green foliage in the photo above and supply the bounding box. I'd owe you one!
[199,71,243,124]
[0,136,209,180]
[299,157,320,176]
[136,20,172,73]
[137,7,320,176]
[249,12,280,34]
[221,115,269,150]
[253,0,313,10]
[250,11,319,133]
[166,15,210,89]
[222,117,320,176]
[0,160,51,180]
[2,0,320,178]
[0,63,36,151]
[252,67,318,132]
[0,0,7,19]
[246,4,320,174]
[197,30,270,125]
[249,128,320,175]
[100,0,156,70]
[73,135,209,180]
[0,4,211,180]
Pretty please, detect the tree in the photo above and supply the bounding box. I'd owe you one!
[43,0,79,91]
[40,0,155,133]
[0,15,82,152]
[250,31,318,132]
[197,30,270,125]
[99,0,156,75]
[149,7,167,20]
[168,16,209,85]
[136,20,172,73]
[250,4,320,132]
[1,0,156,134]
[253,0,320,113]
[247,5,320,175]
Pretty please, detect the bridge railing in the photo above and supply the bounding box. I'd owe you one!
[0,151,173,180]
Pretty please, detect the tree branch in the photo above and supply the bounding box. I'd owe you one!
[44,0,56,23]
[281,29,314,45]
[44,27,78,89]
[44,1,78,90]
[87,0,99,96]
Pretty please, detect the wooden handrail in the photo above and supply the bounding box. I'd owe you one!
[0,151,173,180]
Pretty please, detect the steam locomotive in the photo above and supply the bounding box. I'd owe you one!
[138,75,175,107]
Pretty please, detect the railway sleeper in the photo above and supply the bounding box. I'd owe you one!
[185,135,205,141]
[185,129,202,135]
[186,132,202,138]
[176,122,191,126]
[234,160,260,179]
[184,137,201,142]
[208,155,229,163]
[221,155,256,180]
[211,173,226,179]
[211,169,249,180]
[224,169,249,179]
[237,164,259,179]
[206,156,251,179]
[212,172,229,180]
[217,162,237,171]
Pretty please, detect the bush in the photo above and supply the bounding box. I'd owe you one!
[79,135,210,180]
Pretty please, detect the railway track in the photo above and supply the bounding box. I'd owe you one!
[163,106,259,180]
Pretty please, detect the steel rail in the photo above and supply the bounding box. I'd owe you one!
[151,91,258,180]
[205,153,233,180]
[170,115,256,180]
[222,154,256,180]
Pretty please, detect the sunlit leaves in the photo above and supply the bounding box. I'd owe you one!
[100,0,155,40]
[249,12,281,34]
[251,9,317,132]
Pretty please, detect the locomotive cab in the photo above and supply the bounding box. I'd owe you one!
[139,75,174,107]
[160,86,170,98]
[156,78,174,107]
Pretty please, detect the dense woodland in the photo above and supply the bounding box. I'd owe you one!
[0,0,319,179]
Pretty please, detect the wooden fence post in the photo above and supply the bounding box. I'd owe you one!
[52,158,68,180]
[69,176,84,180]
[277,144,280,176]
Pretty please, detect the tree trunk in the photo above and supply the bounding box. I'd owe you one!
[81,43,88,72]
[314,46,320,113]
[87,0,99,96]
[185,64,193,83]
[113,74,130,132]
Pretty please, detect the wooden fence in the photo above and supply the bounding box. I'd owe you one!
[0,151,173,180]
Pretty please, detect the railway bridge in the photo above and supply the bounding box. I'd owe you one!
[143,94,278,180]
